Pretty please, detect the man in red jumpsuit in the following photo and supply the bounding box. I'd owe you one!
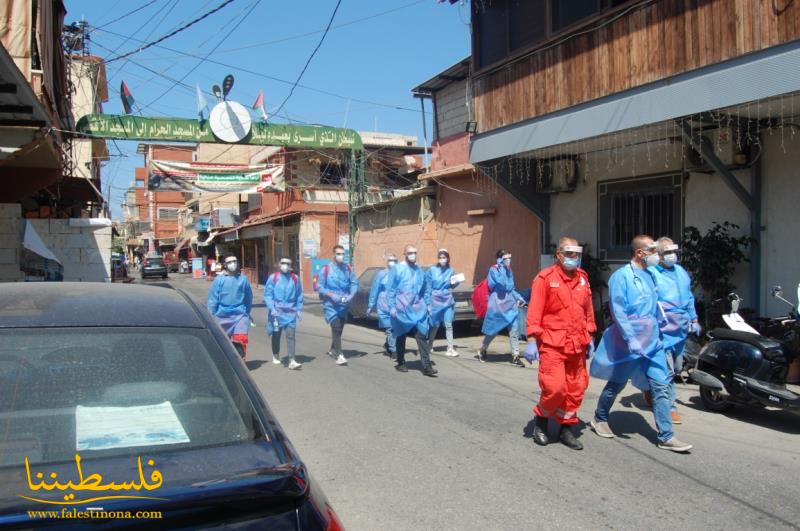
[526,237,596,450]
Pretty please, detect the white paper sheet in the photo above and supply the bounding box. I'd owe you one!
[450,273,465,285]
[76,401,190,451]
[722,313,760,335]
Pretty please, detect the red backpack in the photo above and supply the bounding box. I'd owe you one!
[472,278,489,319]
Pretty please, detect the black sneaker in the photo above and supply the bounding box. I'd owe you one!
[422,367,438,377]
[395,363,408,373]
[559,426,583,451]
[510,354,525,367]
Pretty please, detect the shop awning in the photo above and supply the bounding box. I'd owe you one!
[23,221,61,264]
[470,40,800,163]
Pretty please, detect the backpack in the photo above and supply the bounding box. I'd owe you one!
[272,272,298,286]
[472,278,489,319]
[313,263,351,292]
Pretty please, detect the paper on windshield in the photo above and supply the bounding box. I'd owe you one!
[722,313,760,335]
[76,401,190,451]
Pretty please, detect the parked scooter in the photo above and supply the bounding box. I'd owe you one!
[691,287,800,413]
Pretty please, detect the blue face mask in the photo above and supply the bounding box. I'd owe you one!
[562,257,580,271]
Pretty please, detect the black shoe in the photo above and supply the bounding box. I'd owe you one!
[532,416,549,446]
[559,426,583,450]
[395,363,408,373]
[422,367,438,377]
[431,360,436,366]
[510,354,524,367]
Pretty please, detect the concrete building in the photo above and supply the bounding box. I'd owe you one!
[353,59,542,287]
[466,0,800,317]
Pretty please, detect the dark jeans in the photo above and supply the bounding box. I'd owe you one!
[272,326,296,360]
[329,316,346,355]
[396,325,433,370]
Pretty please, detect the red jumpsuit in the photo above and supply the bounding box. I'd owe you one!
[526,264,596,425]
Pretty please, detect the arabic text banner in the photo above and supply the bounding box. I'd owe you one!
[148,160,286,193]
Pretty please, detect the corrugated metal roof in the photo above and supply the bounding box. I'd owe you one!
[412,57,471,95]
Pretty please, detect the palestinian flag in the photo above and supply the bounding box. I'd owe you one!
[120,81,135,114]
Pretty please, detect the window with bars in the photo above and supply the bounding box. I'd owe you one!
[597,174,683,261]
[157,208,179,220]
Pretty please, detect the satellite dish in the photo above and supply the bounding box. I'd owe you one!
[209,101,252,143]
[222,75,234,99]
[212,85,222,102]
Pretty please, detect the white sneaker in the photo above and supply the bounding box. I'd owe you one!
[288,359,302,370]
[272,355,282,365]
[336,354,348,366]
[446,348,460,357]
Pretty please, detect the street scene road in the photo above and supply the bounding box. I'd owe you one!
[166,275,800,531]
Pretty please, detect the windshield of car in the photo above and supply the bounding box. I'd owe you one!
[0,327,266,468]
[146,258,164,266]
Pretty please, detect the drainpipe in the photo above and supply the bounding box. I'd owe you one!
[750,138,763,313]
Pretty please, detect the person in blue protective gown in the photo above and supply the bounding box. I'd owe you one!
[589,235,693,453]
[366,254,398,358]
[386,245,437,377]
[264,257,304,370]
[641,236,700,423]
[207,255,253,359]
[426,249,461,357]
[317,244,358,366]
[477,249,526,366]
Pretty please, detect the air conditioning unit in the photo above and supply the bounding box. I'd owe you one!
[687,127,740,170]
[535,158,578,193]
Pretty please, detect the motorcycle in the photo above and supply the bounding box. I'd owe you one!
[691,286,800,413]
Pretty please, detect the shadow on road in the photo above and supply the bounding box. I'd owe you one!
[246,360,268,370]
[607,410,660,443]
[682,395,800,434]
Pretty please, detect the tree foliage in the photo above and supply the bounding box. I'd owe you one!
[681,222,751,301]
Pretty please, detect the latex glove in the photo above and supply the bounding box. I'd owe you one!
[523,341,539,363]
[691,322,702,336]
[628,338,645,357]
[586,341,595,359]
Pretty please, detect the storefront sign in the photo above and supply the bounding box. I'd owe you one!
[76,114,364,149]
[302,238,318,258]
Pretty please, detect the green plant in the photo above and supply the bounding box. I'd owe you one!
[681,222,751,302]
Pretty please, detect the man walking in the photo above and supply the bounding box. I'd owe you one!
[264,257,304,370]
[367,254,398,358]
[317,245,357,366]
[387,245,437,377]
[207,255,253,359]
[643,236,700,422]
[526,237,596,450]
[589,235,692,453]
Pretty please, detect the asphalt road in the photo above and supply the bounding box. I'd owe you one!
[161,275,800,530]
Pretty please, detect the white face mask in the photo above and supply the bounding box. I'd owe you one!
[226,262,237,273]
[335,254,345,263]
[645,253,661,267]
[662,253,678,266]
[280,264,290,273]
[406,253,417,263]
[503,258,511,267]
[438,258,448,267]
[387,260,397,268]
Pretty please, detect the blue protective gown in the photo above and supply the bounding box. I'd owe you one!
[481,262,523,336]
[317,262,358,323]
[425,265,458,327]
[264,272,304,336]
[207,272,253,335]
[650,263,697,356]
[589,263,670,386]
[387,262,429,337]
[368,268,392,329]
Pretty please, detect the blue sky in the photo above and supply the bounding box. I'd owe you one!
[64,0,471,218]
